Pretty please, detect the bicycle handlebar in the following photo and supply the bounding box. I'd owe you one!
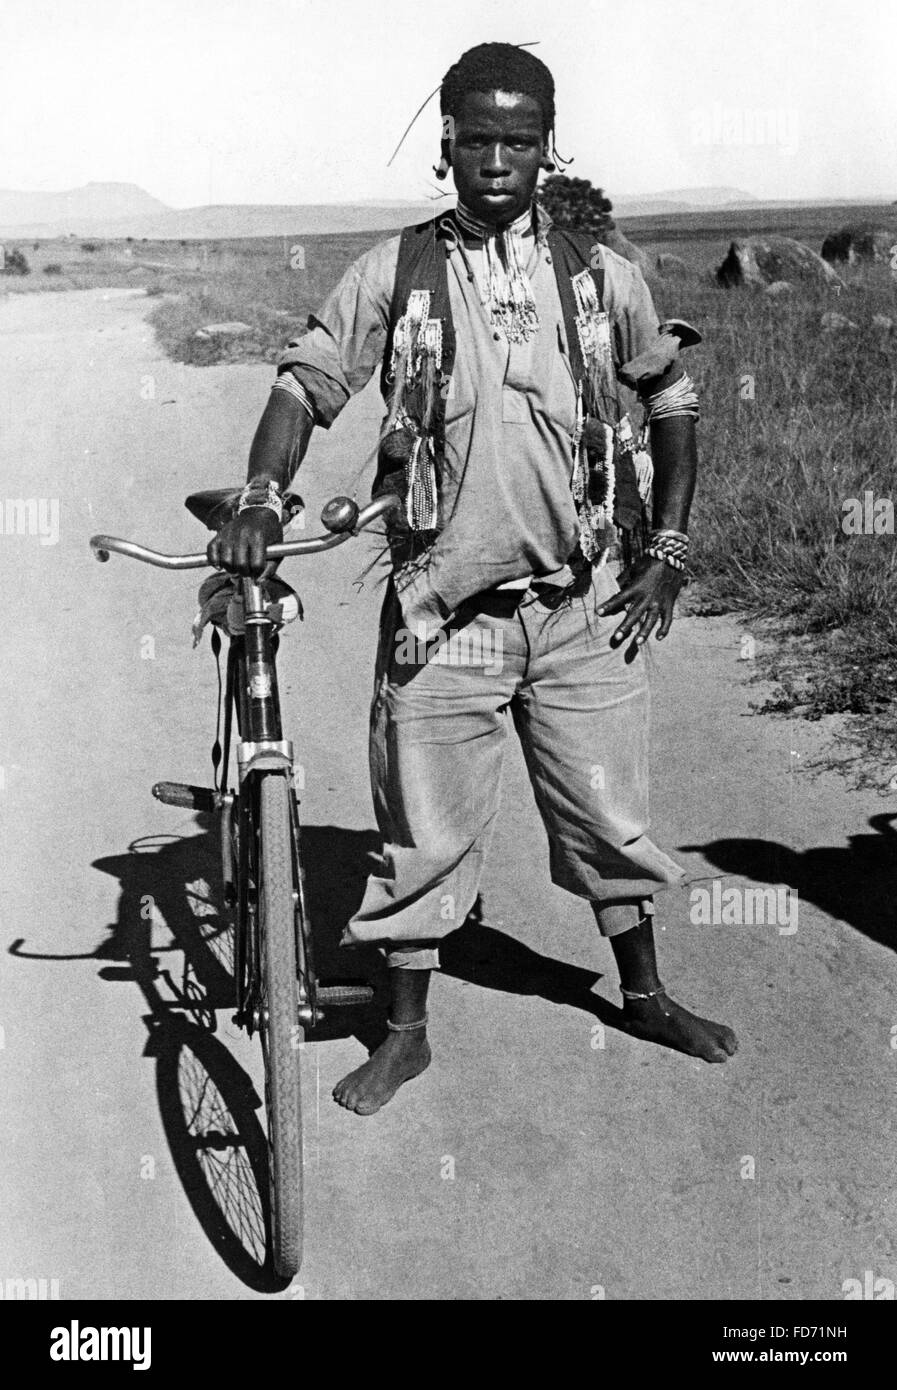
[89,493,401,570]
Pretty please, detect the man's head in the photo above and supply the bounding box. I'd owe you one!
[439,43,556,226]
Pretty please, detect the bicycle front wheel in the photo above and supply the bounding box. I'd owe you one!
[258,771,303,1277]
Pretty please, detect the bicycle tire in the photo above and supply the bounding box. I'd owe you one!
[258,771,304,1277]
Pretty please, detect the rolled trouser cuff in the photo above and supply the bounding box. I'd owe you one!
[381,942,441,970]
[595,897,655,938]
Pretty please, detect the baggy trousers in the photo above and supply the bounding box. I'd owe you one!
[342,562,685,968]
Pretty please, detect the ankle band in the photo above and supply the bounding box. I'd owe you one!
[620,984,666,1001]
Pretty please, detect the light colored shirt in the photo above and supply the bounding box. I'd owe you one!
[277,209,664,628]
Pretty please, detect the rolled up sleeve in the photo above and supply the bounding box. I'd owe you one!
[276,236,399,428]
[606,254,687,400]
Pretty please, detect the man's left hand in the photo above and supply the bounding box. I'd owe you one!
[595,555,685,651]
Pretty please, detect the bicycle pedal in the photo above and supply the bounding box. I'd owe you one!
[152,781,217,812]
[316,984,375,1007]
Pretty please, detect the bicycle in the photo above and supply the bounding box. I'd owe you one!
[90,486,400,1277]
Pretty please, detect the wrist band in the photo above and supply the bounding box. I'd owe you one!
[237,478,283,522]
[646,548,686,571]
[646,528,689,571]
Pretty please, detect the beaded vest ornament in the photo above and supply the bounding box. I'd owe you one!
[454,203,540,344]
[385,289,443,531]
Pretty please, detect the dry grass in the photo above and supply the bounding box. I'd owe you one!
[647,264,897,773]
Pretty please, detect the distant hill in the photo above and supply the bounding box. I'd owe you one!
[614,187,759,217]
[0,181,170,236]
[2,180,892,241]
[614,187,895,218]
[0,182,437,239]
[92,202,438,240]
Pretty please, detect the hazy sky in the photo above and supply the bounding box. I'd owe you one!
[2,0,894,206]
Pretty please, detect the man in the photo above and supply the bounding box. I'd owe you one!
[210,42,738,1115]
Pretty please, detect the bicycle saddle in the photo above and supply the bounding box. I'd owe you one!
[184,487,305,531]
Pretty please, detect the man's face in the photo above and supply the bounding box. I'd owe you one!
[447,90,547,226]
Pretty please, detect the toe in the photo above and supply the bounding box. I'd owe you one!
[333,1078,354,1105]
[717,1026,739,1055]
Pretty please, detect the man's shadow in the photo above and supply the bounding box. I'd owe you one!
[679,813,897,953]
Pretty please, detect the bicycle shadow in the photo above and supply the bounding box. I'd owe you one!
[678,813,897,954]
[8,817,388,1294]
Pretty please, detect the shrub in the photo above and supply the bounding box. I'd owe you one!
[537,174,615,237]
[1,246,30,275]
[80,241,101,253]
[43,263,63,275]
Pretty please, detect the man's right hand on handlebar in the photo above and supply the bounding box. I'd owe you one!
[208,507,283,578]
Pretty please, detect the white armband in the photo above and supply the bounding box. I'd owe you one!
[646,372,700,422]
[272,372,316,422]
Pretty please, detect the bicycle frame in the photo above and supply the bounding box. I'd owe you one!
[223,576,315,1035]
[91,490,401,1036]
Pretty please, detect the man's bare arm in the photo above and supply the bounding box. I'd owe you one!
[246,388,315,492]
[595,411,698,647]
[207,389,315,576]
[649,413,697,534]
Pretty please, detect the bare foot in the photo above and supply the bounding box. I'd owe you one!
[622,989,738,1063]
[332,1031,431,1115]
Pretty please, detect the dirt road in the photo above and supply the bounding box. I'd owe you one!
[1,287,895,1300]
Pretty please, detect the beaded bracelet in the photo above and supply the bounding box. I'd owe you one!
[646,528,689,568]
[646,548,686,571]
[237,478,284,523]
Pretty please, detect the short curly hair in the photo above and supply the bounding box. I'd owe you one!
[440,43,555,139]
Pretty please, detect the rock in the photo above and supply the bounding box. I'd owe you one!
[194,321,253,339]
[655,252,689,276]
[764,280,794,298]
[716,236,845,290]
[872,314,895,331]
[821,222,894,265]
[820,311,858,331]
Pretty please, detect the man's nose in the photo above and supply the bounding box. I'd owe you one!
[481,142,510,175]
